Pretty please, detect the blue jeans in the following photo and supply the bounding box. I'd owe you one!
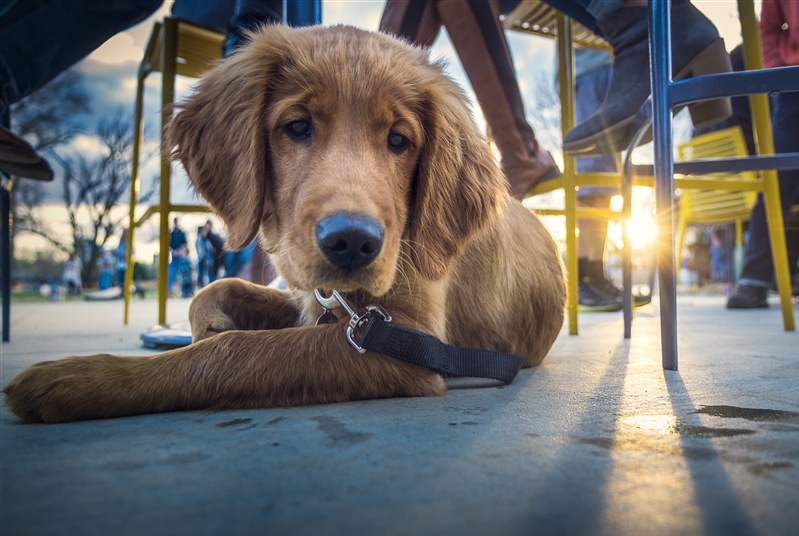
[539,0,606,36]
[738,91,799,287]
[0,0,162,112]
[575,63,617,194]
[168,256,192,296]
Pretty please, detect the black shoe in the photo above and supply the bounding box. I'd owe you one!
[726,284,768,309]
[579,278,623,312]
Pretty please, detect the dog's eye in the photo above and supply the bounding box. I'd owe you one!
[285,120,313,141]
[387,132,408,153]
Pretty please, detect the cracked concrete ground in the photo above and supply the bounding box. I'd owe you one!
[1,295,797,535]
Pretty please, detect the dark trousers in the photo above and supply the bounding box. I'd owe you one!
[739,91,799,286]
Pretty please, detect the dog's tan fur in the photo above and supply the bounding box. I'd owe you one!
[3,25,565,423]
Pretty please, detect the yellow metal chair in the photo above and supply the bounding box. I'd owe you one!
[505,1,795,341]
[123,18,224,325]
[674,126,757,274]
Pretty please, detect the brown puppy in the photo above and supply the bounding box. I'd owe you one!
[3,25,565,423]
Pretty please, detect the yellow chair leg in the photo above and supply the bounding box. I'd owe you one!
[157,17,179,326]
[739,0,795,330]
[557,14,579,335]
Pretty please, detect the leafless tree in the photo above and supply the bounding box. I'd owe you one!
[10,69,89,253]
[525,75,563,157]
[58,111,156,283]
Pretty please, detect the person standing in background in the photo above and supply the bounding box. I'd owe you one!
[727,0,799,308]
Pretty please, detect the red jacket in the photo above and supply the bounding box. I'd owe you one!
[760,0,799,68]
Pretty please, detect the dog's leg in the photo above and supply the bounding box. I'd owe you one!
[189,278,303,341]
[3,323,446,423]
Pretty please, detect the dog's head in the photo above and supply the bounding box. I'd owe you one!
[170,25,506,295]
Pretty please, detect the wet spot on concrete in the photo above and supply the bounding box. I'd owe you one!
[311,416,373,447]
[102,451,209,471]
[676,424,756,438]
[759,424,799,432]
[266,416,285,425]
[694,405,799,422]
[216,418,253,428]
[746,461,794,478]
[444,406,488,415]
[236,423,258,431]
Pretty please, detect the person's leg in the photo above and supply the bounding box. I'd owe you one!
[167,259,177,296]
[379,0,441,47]
[224,0,283,55]
[576,193,621,311]
[0,0,162,113]
[571,63,620,310]
[728,91,799,308]
[550,0,732,155]
[434,0,559,199]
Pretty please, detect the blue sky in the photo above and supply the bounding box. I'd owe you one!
[15,0,751,261]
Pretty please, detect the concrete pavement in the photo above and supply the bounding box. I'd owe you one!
[1,295,798,535]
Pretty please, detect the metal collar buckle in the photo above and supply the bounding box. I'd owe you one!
[314,289,392,354]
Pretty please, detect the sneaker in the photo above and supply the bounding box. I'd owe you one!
[579,278,623,312]
[726,284,768,309]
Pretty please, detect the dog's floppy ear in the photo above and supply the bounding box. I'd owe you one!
[409,78,505,280]
[169,27,289,250]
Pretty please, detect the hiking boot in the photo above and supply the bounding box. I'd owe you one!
[726,284,768,309]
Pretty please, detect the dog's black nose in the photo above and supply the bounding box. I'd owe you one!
[316,213,384,271]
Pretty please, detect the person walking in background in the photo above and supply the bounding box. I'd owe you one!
[727,0,799,308]
[62,252,82,296]
[196,220,226,287]
[167,218,193,298]
[97,249,113,290]
[114,229,128,288]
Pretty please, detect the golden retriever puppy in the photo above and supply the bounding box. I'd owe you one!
[3,25,565,423]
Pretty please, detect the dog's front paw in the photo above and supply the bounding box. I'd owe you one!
[3,355,123,423]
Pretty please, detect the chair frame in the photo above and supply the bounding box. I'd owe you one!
[123,17,222,326]
[506,0,797,368]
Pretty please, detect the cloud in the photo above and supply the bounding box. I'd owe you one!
[89,33,144,65]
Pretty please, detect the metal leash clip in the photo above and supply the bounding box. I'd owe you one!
[314,289,391,354]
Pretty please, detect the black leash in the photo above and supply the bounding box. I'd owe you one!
[315,290,524,385]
